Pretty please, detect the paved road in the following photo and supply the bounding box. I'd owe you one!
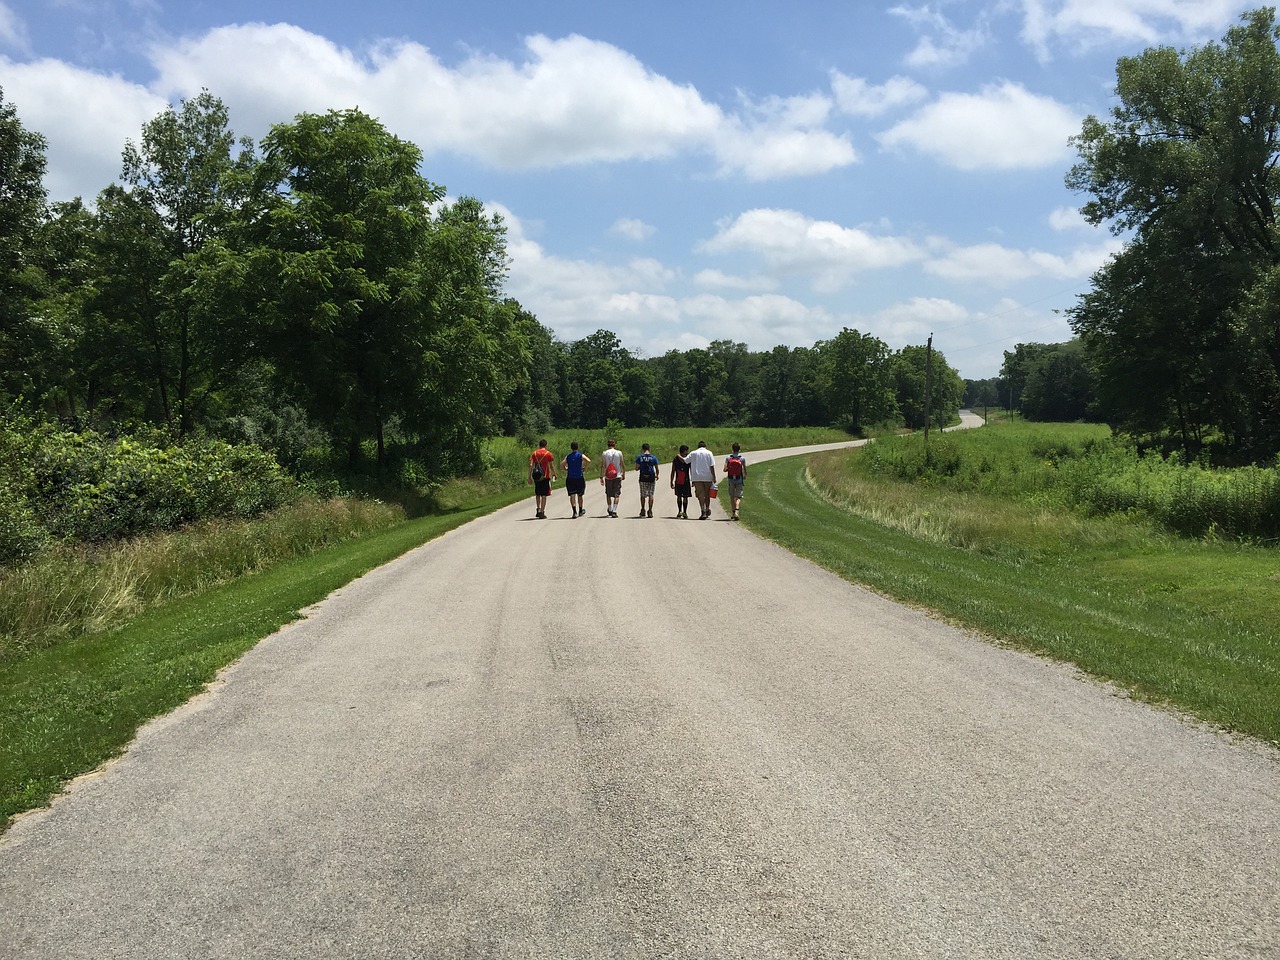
[2,418,1277,958]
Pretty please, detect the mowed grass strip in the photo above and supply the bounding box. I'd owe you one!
[742,453,1280,746]
[0,487,526,825]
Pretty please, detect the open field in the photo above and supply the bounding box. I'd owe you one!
[742,425,1280,745]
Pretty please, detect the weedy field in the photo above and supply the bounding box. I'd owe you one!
[742,421,1280,745]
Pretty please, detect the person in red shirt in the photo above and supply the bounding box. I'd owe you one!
[528,439,556,519]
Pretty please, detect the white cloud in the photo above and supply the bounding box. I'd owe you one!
[610,217,656,242]
[714,90,857,179]
[692,269,779,292]
[830,72,929,117]
[1048,205,1097,231]
[925,238,1121,284]
[148,24,854,181]
[890,4,990,68]
[700,209,922,291]
[497,204,844,352]
[1018,0,1247,58]
[866,296,972,344]
[0,56,167,198]
[877,81,1081,170]
[0,3,29,53]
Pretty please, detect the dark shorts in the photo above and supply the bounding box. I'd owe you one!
[604,477,622,498]
[566,476,586,496]
[673,482,691,497]
[534,478,551,497]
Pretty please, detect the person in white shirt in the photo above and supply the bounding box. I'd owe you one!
[685,440,717,519]
[599,439,625,517]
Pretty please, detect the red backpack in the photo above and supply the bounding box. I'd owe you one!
[726,455,744,479]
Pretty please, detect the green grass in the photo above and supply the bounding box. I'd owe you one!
[743,448,1280,745]
[0,485,527,825]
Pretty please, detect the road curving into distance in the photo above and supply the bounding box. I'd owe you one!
[1,412,1276,958]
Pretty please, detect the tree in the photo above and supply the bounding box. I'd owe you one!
[103,90,261,435]
[0,87,51,405]
[893,344,963,430]
[1018,341,1099,422]
[256,107,445,468]
[1066,7,1280,461]
[815,328,896,433]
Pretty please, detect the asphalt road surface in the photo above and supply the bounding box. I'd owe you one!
[2,417,1277,958]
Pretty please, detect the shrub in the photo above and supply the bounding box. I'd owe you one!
[0,414,298,558]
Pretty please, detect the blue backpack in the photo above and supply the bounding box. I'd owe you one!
[637,453,658,481]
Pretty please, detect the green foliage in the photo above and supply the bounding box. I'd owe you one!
[852,421,1280,541]
[1067,8,1280,461]
[0,414,297,556]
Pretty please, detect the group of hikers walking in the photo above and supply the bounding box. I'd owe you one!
[528,439,747,521]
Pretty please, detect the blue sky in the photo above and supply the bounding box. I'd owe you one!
[0,1,1260,378]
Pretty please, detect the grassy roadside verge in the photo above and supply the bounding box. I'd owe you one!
[0,485,526,826]
[743,454,1280,747]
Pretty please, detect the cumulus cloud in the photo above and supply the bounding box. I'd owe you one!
[146,24,854,180]
[866,296,972,344]
[4,22,861,199]
[700,209,922,292]
[877,81,1081,170]
[0,55,167,198]
[1048,205,1098,231]
[497,205,845,352]
[925,238,1121,284]
[610,218,656,242]
[1018,0,1247,59]
[830,72,928,117]
[890,4,990,69]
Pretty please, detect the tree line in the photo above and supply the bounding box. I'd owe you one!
[1,87,966,479]
[505,327,964,440]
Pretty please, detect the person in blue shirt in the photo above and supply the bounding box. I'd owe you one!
[634,442,661,518]
[560,441,591,518]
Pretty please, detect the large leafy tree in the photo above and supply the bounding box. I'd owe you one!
[256,107,444,467]
[815,327,896,433]
[0,87,52,404]
[1067,7,1280,460]
[93,90,261,435]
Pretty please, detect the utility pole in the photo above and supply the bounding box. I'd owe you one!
[923,333,934,451]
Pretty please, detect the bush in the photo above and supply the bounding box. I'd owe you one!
[0,414,298,558]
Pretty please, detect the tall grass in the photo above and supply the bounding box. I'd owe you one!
[0,496,406,660]
[852,422,1280,541]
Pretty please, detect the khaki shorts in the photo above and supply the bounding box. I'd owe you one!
[604,477,622,497]
[693,480,713,502]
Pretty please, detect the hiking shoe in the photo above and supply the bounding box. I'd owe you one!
[639,509,646,517]
[647,509,653,518]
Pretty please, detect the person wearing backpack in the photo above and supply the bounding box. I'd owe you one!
[528,439,556,519]
[723,442,747,521]
[560,441,591,518]
[670,445,692,519]
[599,438,625,518]
[634,442,660,518]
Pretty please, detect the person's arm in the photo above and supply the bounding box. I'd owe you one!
[528,456,534,484]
